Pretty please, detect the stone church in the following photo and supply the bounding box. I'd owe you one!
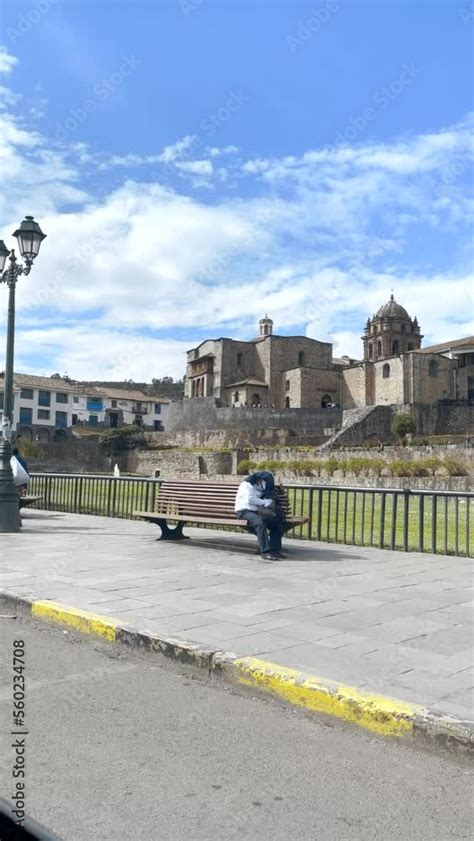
[185,297,474,409]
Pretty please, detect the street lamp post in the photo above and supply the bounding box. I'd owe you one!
[0,216,46,533]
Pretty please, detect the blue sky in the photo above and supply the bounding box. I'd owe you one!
[0,0,473,379]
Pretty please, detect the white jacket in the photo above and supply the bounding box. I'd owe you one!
[234,480,271,513]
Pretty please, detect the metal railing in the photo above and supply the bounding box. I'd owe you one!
[28,473,473,557]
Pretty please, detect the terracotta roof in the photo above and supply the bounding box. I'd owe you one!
[0,373,77,392]
[89,386,152,402]
[333,356,358,366]
[418,336,474,354]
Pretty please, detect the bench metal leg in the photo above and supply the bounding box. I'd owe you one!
[155,519,189,541]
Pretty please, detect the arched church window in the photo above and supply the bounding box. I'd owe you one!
[368,343,373,359]
[401,324,405,333]
[377,340,382,356]
[285,396,290,408]
[237,353,243,366]
[429,359,439,377]
[392,340,400,355]
[191,380,196,397]
[383,363,390,379]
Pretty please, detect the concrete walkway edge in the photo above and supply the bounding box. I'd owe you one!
[4,592,472,753]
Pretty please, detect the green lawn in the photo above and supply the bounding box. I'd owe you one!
[29,475,473,557]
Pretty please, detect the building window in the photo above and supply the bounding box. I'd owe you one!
[392,340,400,355]
[86,398,103,411]
[382,363,390,379]
[112,400,117,408]
[429,359,439,377]
[56,392,69,403]
[20,388,33,400]
[73,396,79,403]
[55,411,68,428]
[0,392,3,410]
[38,390,51,407]
[377,340,382,356]
[321,395,332,408]
[237,353,243,366]
[401,324,406,333]
[252,393,261,407]
[285,396,290,408]
[368,343,373,359]
[19,407,32,425]
[154,420,163,431]
[38,409,50,420]
[134,415,143,427]
[408,343,414,351]
[233,391,239,403]
[154,403,161,414]
[298,351,305,366]
[285,379,290,391]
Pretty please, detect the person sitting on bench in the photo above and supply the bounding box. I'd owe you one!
[234,471,286,561]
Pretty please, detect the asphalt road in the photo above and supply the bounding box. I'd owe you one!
[0,604,472,841]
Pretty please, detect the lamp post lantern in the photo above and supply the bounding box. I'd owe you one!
[0,216,46,532]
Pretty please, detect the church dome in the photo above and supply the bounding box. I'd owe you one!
[375,294,410,320]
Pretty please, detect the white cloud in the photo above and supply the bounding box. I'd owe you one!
[158,134,197,164]
[0,46,18,75]
[175,159,213,176]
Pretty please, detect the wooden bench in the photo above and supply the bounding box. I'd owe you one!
[134,479,309,541]
[19,495,43,510]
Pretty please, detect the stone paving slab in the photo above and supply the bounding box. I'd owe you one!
[1,510,473,721]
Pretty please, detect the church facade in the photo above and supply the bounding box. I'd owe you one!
[184,298,474,410]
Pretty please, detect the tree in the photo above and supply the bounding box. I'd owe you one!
[392,413,416,442]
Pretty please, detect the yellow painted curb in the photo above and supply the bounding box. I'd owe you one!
[32,600,118,642]
[233,657,424,737]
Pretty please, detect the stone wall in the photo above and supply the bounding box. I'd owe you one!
[411,353,454,403]
[266,474,472,492]
[284,367,341,408]
[127,448,232,479]
[27,437,111,474]
[237,444,474,467]
[410,404,474,435]
[372,356,405,404]
[457,360,474,401]
[166,398,342,437]
[341,365,367,409]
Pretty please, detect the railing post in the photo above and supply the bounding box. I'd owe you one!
[402,489,410,553]
[431,494,437,554]
[307,488,314,539]
[379,492,386,549]
[317,489,323,541]
[419,493,424,552]
[390,492,397,550]
[150,480,157,512]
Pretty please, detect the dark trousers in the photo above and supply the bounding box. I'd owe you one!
[236,509,282,554]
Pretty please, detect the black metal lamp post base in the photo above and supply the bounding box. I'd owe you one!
[0,438,21,532]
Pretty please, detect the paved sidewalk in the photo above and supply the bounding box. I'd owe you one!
[1,510,473,723]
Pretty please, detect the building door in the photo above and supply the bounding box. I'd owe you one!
[109,412,119,428]
[468,376,474,406]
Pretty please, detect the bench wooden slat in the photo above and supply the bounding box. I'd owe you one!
[134,479,308,544]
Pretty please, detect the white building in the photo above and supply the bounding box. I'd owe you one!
[0,374,170,441]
